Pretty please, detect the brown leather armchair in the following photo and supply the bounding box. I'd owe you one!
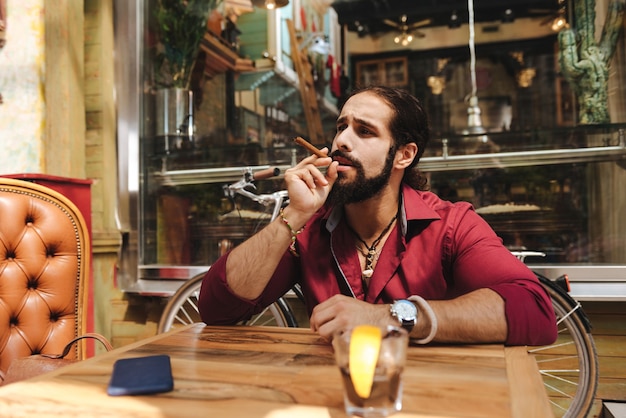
[0,178,90,382]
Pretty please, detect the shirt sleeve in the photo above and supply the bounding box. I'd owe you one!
[198,252,297,325]
[449,206,557,346]
[198,255,257,325]
[491,279,558,346]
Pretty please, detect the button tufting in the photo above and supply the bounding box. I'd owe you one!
[0,179,88,377]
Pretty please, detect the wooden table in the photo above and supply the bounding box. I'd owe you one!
[0,324,553,417]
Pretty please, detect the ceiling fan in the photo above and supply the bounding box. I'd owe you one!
[383,15,432,46]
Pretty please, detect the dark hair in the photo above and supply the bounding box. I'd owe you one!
[341,86,430,190]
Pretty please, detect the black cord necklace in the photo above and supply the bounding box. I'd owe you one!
[351,213,398,281]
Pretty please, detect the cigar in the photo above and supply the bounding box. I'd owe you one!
[294,136,326,158]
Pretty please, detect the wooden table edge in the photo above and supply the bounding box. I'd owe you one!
[505,346,554,418]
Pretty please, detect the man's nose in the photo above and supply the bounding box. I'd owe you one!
[333,129,353,151]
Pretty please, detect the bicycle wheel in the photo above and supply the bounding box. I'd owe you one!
[238,296,297,327]
[530,278,599,418]
[157,272,298,333]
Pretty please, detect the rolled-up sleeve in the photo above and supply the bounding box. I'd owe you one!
[198,255,257,325]
[198,252,297,325]
[491,279,558,346]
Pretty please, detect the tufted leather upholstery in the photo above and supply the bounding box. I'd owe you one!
[0,178,89,378]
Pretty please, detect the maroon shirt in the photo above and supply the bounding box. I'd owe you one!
[199,183,557,346]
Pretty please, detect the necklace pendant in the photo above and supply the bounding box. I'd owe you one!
[362,268,374,278]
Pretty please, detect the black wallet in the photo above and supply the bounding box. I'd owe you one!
[107,354,174,396]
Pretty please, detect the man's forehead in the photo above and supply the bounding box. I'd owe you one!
[338,92,392,122]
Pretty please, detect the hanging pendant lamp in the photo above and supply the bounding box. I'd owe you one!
[462,0,488,143]
[251,0,289,10]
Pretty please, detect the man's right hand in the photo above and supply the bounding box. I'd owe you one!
[282,150,337,228]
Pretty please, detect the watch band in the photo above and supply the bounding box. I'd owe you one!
[398,315,416,331]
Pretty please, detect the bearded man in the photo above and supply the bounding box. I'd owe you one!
[198,86,556,346]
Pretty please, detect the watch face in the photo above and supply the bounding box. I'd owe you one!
[394,300,417,321]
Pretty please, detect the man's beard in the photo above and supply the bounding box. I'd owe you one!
[327,147,395,206]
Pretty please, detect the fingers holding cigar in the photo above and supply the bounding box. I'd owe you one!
[294,136,327,158]
[291,136,337,182]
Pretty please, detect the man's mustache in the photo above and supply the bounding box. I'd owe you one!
[330,150,363,169]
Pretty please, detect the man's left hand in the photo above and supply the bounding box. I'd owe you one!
[309,294,395,340]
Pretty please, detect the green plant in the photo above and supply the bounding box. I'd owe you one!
[154,0,221,89]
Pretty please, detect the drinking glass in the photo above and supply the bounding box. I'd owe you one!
[332,325,409,418]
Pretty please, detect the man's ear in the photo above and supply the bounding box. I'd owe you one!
[395,143,418,169]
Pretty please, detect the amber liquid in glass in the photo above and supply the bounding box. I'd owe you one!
[340,367,402,417]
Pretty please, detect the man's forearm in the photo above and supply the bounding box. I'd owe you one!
[225,216,293,300]
[413,288,507,344]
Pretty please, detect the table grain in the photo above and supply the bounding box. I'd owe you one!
[0,324,553,417]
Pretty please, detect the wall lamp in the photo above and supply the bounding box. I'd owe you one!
[501,8,515,23]
[251,0,289,10]
[551,15,567,31]
[449,10,461,28]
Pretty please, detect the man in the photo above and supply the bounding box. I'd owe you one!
[199,86,557,346]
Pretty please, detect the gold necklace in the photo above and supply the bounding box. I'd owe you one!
[350,213,397,281]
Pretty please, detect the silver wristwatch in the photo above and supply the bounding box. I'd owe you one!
[390,299,418,332]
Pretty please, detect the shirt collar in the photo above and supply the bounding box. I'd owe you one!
[326,205,342,233]
[324,183,441,235]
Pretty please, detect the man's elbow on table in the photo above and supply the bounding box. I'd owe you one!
[197,257,254,326]
[501,288,558,346]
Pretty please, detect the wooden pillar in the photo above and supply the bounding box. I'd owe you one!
[44,0,85,178]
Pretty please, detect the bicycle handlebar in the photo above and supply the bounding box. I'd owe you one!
[223,167,288,220]
[252,167,280,180]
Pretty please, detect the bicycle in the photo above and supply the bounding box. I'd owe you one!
[158,182,598,418]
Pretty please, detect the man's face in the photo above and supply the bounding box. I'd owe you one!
[327,92,396,205]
